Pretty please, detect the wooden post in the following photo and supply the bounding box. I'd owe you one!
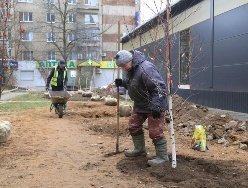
[116,21,121,153]
[166,0,177,168]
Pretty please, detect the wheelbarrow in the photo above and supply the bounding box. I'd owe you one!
[48,90,71,118]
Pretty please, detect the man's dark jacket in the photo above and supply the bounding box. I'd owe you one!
[121,50,168,113]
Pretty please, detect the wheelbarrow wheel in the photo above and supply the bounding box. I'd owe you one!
[57,105,64,118]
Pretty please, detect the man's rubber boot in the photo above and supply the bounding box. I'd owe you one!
[147,137,169,166]
[125,133,147,157]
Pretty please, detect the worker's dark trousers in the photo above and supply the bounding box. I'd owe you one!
[51,86,63,91]
[128,112,166,141]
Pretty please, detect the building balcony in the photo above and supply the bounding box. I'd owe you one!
[75,41,100,47]
[76,23,100,30]
[76,4,99,11]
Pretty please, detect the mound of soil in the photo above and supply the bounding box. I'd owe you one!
[172,95,248,148]
[68,94,247,149]
[0,99,247,188]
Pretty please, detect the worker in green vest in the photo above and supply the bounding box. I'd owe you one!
[46,60,68,113]
[46,60,68,91]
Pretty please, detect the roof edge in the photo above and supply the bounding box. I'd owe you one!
[121,0,204,43]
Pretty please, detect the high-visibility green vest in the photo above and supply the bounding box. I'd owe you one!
[51,66,67,87]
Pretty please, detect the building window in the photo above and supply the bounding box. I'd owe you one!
[1,7,11,21]
[8,49,12,58]
[84,0,97,6]
[47,12,55,23]
[69,51,77,60]
[84,14,98,24]
[0,28,12,40]
[82,29,99,42]
[179,28,192,86]
[47,51,56,60]
[0,8,6,19]
[88,51,98,60]
[68,0,76,5]
[68,33,75,42]
[47,32,55,42]
[77,46,99,61]
[47,0,55,4]
[21,51,34,61]
[20,70,34,81]
[77,47,87,60]
[0,31,8,40]
[91,29,99,41]
[18,0,33,3]
[19,12,32,22]
[77,51,83,60]
[68,13,76,23]
[21,32,33,41]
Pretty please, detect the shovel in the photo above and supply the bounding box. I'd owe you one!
[104,21,123,157]
[104,79,124,157]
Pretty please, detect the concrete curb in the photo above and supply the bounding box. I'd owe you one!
[2,87,18,94]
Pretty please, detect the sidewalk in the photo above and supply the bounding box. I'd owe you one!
[0,90,27,101]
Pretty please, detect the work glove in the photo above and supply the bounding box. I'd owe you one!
[115,78,122,87]
[151,108,161,119]
[63,86,67,91]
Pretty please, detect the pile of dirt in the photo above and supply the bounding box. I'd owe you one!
[68,102,115,118]
[66,101,129,136]
[172,95,248,149]
[116,155,247,188]
[67,93,247,150]
[0,95,247,188]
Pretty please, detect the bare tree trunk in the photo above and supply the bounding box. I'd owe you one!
[165,0,176,168]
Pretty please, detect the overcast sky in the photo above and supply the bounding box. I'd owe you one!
[140,0,181,24]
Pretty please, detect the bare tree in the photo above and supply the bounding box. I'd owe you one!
[42,0,77,62]
[40,0,100,61]
[0,0,19,98]
[38,0,101,89]
[165,0,176,169]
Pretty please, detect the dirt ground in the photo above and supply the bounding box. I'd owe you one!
[0,98,247,188]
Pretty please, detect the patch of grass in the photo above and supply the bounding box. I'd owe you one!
[0,93,50,112]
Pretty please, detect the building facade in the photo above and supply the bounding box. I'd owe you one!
[101,0,136,60]
[122,0,248,113]
[11,0,136,89]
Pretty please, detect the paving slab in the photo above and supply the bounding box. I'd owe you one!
[0,91,27,101]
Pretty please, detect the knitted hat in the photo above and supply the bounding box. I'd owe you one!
[59,60,66,65]
[114,50,133,66]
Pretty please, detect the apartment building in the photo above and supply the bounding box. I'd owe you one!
[11,0,136,89]
[101,0,136,60]
[91,0,137,87]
